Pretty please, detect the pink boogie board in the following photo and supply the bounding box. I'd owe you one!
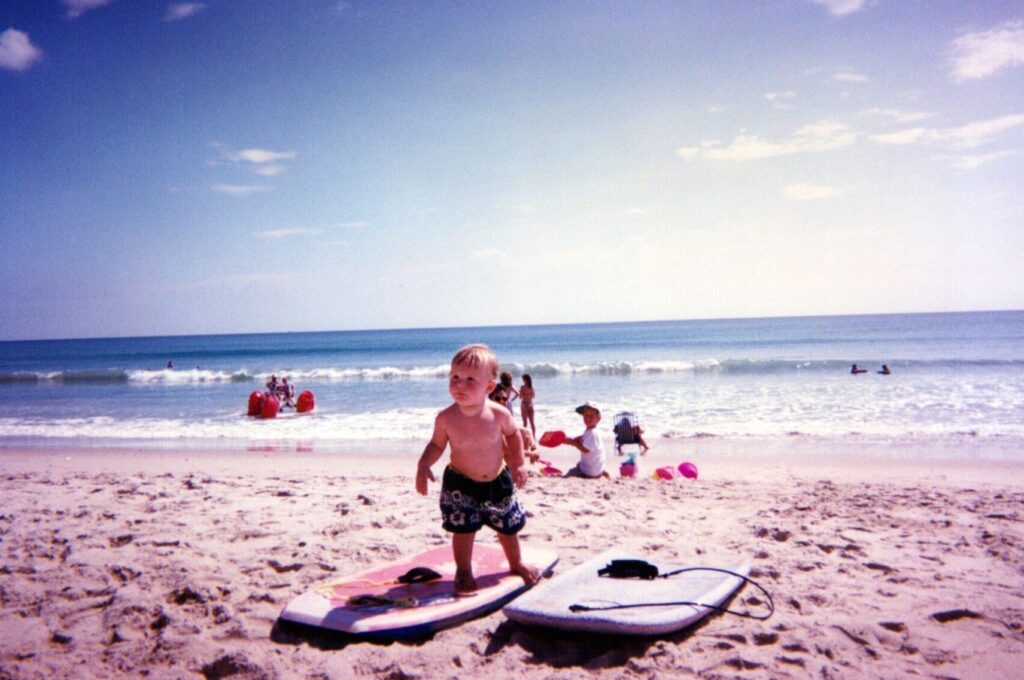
[279,544,558,639]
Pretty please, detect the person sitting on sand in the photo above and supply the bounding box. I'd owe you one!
[879,364,891,375]
[561,401,608,479]
[490,386,540,464]
[416,344,539,593]
[850,364,867,374]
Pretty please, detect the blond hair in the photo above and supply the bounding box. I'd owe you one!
[451,344,499,378]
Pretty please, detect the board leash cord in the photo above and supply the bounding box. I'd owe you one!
[569,565,774,620]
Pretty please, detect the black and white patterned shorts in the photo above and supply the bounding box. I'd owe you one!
[439,465,526,535]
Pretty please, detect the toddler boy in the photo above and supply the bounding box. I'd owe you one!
[416,344,539,592]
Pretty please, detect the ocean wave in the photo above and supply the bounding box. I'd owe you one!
[2,357,1021,387]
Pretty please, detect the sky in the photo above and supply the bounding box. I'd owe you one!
[2,1,1023,340]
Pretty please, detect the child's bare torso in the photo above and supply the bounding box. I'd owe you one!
[441,402,507,482]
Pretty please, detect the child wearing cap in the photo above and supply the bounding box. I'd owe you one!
[562,401,607,478]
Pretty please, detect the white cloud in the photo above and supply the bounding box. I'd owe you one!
[252,164,285,177]
[869,113,1024,150]
[942,114,1024,149]
[62,0,115,20]
[256,227,323,240]
[0,29,43,71]
[336,221,369,228]
[164,3,207,22]
[869,127,927,145]
[231,148,297,164]
[811,0,871,17]
[764,90,795,101]
[784,183,844,200]
[209,145,297,178]
[678,121,856,161]
[865,108,935,124]
[949,20,1024,81]
[832,71,869,83]
[934,149,1024,170]
[212,184,270,197]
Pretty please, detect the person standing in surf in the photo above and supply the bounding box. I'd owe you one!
[415,344,539,592]
[518,373,536,438]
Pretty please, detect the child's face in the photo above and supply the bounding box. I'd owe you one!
[580,408,601,428]
[449,361,495,408]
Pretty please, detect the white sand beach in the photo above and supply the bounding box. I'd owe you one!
[2,442,1023,679]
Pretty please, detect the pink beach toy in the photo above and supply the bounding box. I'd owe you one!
[541,465,563,476]
[619,462,637,478]
[653,466,676,480]
[678,462,699,480]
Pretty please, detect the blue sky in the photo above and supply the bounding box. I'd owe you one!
[2,1,1023,340]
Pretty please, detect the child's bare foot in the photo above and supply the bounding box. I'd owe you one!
[510,561,540,586]
[454,569,477,593]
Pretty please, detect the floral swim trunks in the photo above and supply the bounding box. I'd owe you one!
[440,465,526,535]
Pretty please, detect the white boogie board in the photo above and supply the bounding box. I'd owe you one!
[280,544,558,639]
[504,549,751,635]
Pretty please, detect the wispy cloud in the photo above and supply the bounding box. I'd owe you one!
[832,71,869,83]
[934,149,1024,170]
[677,121,856,161]
[212,184,271,198]
[811,0,872,18]
[764,90,795,102]
[164,3,207,22]
[784,183,845,200]
[949,20,1024,81]
[336,221,369,228]
[230,149,297,164]
[0,29,43,71]
[256,227,323,240]
[209,144,297,180]
[252,165,286,177]
[62,0,115,20]
[865,108,935,124]
[868,113,1024,150]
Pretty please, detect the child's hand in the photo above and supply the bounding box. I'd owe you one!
[510,466,528,489]
[416,465,435,495]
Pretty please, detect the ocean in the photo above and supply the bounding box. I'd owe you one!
[1,311,1022,456]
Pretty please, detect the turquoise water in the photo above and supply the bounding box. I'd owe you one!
[1,311,1022,451]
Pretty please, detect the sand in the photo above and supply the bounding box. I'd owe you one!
[1,443,1023,679]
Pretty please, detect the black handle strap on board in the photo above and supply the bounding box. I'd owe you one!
[570,561,774,620]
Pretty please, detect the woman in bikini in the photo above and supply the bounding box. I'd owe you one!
[518,373,535,438]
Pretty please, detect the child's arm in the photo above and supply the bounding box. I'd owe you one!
[499,412,527,488]
[416,415,448,495]
[562,435,588,453]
